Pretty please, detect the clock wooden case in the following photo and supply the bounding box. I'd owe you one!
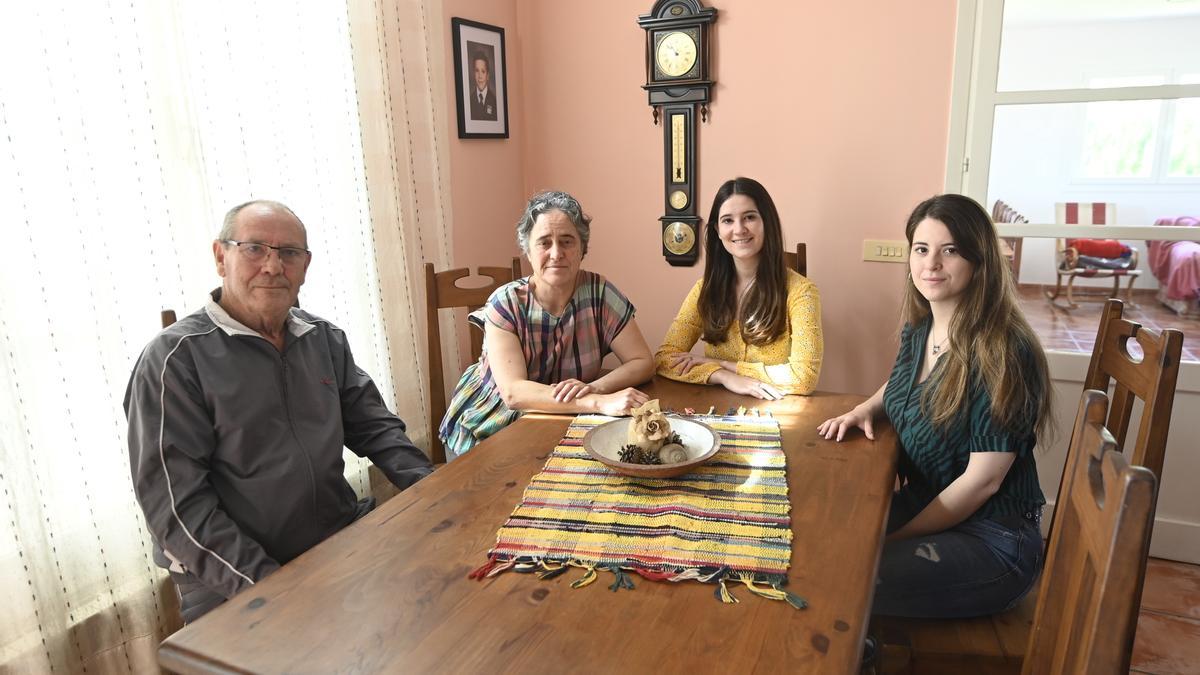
[638,0,716,266]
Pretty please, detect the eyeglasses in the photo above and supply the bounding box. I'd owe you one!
[222,240,311,265]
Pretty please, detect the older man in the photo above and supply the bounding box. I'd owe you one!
[125,200,432,622]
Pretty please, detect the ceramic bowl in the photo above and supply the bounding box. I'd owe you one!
[581,416,721,479]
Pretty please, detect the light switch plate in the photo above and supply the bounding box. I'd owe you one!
[863,239,908,263]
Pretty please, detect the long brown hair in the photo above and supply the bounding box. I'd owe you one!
[902,194,1052,439]
[698,177,788,346]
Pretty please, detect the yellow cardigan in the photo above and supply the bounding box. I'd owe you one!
[654,270,822,395]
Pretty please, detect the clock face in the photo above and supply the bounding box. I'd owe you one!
[669,190,688,210]
[656,31,698,78]
[663,221,697,255]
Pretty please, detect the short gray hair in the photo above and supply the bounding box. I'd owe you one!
[516,190,591,255]
[219,200,307,243]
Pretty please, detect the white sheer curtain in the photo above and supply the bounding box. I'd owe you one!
[0,0,451,671]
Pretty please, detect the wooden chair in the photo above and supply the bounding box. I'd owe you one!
[1076,299,1183,480]
[991,200,1026,282]
[425,258,522,464]
[1023,389,1158,674]
[782,243,807,277]
[1045,202,1141,309]
[1043,298,1183,635]
[161,310,177,328]
[875,391,1159,675]
[873,301,1182,673]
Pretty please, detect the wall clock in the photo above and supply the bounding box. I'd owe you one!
[638,0,716,266]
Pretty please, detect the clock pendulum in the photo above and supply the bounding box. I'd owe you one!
[637,0,717,266]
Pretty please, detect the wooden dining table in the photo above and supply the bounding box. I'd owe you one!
[158,376,898,674]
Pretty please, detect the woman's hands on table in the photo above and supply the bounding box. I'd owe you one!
[817,382,887,441]
[709,370,784,401]
[817,405,876,441]
[549,379,647,416]
[593,387,650,416]
[666,352,732,376]
[551,378,592,402]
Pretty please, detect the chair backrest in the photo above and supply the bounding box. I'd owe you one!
[1023,390,1157,674]
[424,258,522,464]
[992,199,1027,280]
[782,243,807,277]
[1042,299,1182,637]
[1081,299,1183,478]
[1054,202,1118,267]
[161,310,177,329]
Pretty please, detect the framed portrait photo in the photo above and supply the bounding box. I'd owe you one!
[451,18,509,139]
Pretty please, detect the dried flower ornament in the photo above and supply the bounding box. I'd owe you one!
[620,400,688,465]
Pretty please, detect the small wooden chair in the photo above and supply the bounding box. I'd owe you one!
[782,243,807,277]
[1045,202,1140,309]
[425,258,522,464]
[1023,389,1158,674]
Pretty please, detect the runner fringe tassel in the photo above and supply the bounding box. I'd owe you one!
[469,557,806,609]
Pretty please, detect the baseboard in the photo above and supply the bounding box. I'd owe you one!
[1146,516,1200,564]
[1043,500,1200,564]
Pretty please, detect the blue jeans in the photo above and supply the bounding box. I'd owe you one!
[871,490,1044,618]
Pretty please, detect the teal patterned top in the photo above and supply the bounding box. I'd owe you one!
[882,317,1045,521]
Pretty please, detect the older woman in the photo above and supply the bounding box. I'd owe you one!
[438,191,655,458]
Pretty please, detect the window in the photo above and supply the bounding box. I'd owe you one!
[1080,76,1164,180]
[947,0,1200,205]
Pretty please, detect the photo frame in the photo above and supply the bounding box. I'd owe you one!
[451,18,509,139]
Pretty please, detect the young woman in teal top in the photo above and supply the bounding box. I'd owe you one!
[818,194,1052,618]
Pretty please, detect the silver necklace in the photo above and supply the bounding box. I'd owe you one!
[930,335,950,356]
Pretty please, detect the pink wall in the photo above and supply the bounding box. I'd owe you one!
[444,0,958,395]
[444,0,526,272]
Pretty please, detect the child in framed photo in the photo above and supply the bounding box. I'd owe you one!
[452,18,509,138]
[468,45,497,121]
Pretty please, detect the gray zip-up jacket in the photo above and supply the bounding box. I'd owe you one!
[124,293,433,600]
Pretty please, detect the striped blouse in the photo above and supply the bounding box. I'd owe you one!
[882,318,1046,521]
[438,271,635,457]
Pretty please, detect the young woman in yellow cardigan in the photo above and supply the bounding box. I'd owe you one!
[655,177,822,399]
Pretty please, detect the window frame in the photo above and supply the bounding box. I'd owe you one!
[945,0,1200,235]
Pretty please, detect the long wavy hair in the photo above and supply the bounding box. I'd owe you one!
[902,194,1052,439]
[698,177,788,346]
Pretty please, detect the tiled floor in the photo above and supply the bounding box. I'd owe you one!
[1132,558,1200,675]
[1017,286,1200,362]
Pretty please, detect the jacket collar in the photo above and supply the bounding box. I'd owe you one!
[205,288,316,339]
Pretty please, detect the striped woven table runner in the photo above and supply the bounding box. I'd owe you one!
[469,413,804,608]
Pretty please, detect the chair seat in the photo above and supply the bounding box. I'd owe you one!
[1060,265,1141,276]
[874,593,1036,673]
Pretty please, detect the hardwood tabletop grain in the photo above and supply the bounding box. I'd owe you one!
[158,377,897,674]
